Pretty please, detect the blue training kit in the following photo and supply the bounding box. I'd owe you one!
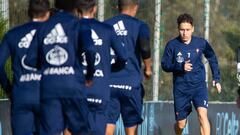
[0,21,43,135]
[25,11,95,99]
[80,18,126,103]
[25,11,95,135]
[161,36,220,120]
[79,17,127,135]
[105,14,150,127]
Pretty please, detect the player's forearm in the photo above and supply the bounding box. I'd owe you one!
[161,59,184,73]
[85,51,95,81]
[143,58,152,72]
[139,38,151,59]
[208,57,220,82]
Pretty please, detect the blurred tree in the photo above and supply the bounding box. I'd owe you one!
[0,5,8,98]
[2,0,239,101]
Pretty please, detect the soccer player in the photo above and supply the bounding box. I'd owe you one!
[24,0,96,134]
[0,0,50,135]
[76,0,127,135]
[161,13,221,135]
[104,0,152,135]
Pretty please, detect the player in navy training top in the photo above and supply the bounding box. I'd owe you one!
[161,13,221,135]
[24,0,96,134]
[0,0,50,135]
[104,0,152,134]
[75,0,127,135]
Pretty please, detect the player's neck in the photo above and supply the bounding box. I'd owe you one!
[121,10,136,17]
[32,16,48,22]
[82,12,94,19]
[183,38,192,45]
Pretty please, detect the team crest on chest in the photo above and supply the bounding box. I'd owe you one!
[176,52,184,63]
[46,45,68,66]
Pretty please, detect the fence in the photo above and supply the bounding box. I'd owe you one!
[0,100,239,135]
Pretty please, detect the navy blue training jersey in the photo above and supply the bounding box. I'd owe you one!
[0,21,42,103]
[161,36,220,85]
[105,14,150,87]
[25,11,95,99]
[79,18,127,102]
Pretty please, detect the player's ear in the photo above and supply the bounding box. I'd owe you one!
[134,4,139,11]
[45,11,50,20]
[93,5,97,14]
[132,4,138,16]
[192,26,194,33]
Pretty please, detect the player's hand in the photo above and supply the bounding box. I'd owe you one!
[144,69,152,80]
[184,60,193,72]
[85,80,93,87]
[213,80,221,93]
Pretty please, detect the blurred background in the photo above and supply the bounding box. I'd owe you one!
[0,0,239,102]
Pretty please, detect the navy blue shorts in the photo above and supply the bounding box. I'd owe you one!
[107,85,144,127]
[11,102,40,135]
[40,98,90,135]
[173,82,208,121]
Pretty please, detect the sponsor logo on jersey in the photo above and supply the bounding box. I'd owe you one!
[18,29,36,48]
[91,29,103,46]
[43,66,75,75]
[21,55,37,71]
[46,45,68,66]
[176,52,184,63]
[113,20,128,36]
[20,73,41,82]
[109,84,132,90]
[44,23,68,45]
[82,52,101,66]
[83,69,104,77]
[87,98,102,104]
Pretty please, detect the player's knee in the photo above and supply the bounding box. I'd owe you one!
[105,131,114,135]
[105,126,115,135]
[176,121,186,129]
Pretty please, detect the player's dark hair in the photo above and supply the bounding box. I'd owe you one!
[49,8,58,16]
[54,0,80,12]
[177,13,193,26]
[118,0,139,12]
[77,0,97,13]
[28,0,50,19]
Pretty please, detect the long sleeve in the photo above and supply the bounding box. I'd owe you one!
[78,24,96,80]
[110,28,127,72]
[138,23,151,60]
[203,41,220,82]
[0,34,12,93]
[161,43,184,73]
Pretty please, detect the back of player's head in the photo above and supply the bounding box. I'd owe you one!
[118,0,139,12]
[49,8,58,16]
[28,0,50,19]
[77,0,97,13]
[177,13,193,26]
[54,0,80,12]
